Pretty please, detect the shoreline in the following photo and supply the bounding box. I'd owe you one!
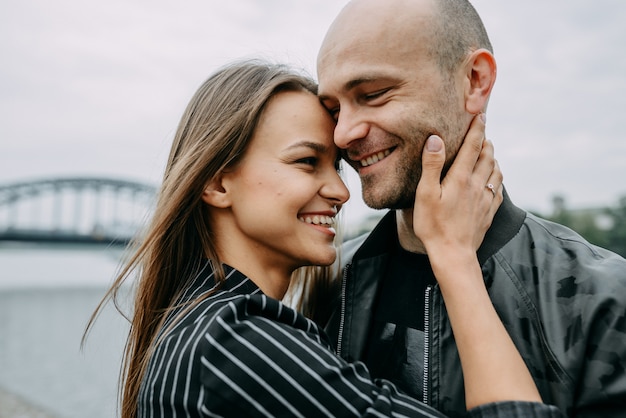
[0,387,58,418]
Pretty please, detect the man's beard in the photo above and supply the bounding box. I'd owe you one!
[361,154,456,210]
[360,125,460,210]
[362,163,421,210]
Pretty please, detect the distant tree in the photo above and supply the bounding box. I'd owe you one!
[548,195,574,227]
[570,211,611,251]
[538,194,626,258]
[605,196,626,257]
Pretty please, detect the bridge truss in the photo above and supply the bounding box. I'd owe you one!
[0,177,158,246]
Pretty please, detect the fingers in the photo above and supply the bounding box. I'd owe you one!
[447,113,486,178]
[485,159,504,218]
[484,157,503,194]
[482,144,503,198]
[413,114,503,254]
[454,114,498,196]
[473,139,497,186]
[418,135,446,199]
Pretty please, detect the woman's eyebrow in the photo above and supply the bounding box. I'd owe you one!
[284,141,328,154]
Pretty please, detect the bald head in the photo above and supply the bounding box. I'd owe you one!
[319,0,435,73]
[318,0,492,76]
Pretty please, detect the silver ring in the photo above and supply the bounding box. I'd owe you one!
[486,183,496,197]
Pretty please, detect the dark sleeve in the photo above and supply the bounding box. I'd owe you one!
[198,296,564,418]
[468,402,564,418]
[574,266,626,417]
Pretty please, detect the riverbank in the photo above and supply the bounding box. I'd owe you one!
[0,245,128,418]
[0,387,58,418]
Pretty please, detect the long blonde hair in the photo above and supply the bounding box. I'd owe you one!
[85,60,340,418]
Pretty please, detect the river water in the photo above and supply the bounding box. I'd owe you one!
[0,243,131,418]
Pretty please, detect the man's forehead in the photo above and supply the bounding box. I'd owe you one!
[317,1,435,80]
[317,35,431,97]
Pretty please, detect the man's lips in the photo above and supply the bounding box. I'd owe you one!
[351,148,393,167]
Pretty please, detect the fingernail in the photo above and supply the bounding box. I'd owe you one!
[425,135,442,152]
[479,112,486,124]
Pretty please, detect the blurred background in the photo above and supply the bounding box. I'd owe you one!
[1,1,625,416]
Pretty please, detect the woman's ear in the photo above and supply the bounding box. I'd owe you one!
[463,48,497,115]
[201,176,232,208]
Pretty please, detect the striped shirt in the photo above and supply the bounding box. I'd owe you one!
[137,261,563,418]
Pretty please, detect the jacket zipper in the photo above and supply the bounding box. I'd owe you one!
[423,285,432,405]
[336,263,350,356]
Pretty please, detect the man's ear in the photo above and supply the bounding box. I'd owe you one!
[463,48,497,114]
[201,176,232,208]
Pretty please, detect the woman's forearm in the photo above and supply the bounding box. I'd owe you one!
[428,248,541,410]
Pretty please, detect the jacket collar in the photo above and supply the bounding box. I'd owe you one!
[337,188,526,361]
[187,261,263,298]
[350,188,526,265]
[476,188,527,264]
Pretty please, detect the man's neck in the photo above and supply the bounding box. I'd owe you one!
[395,209,428,254]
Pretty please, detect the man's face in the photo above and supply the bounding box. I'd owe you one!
[317,0,469,210]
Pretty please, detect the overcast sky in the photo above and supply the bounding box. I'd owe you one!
[1,0,625,230]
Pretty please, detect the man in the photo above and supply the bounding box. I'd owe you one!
[316,0,626,417]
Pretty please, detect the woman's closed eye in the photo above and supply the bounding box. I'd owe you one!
[296,156,318,167]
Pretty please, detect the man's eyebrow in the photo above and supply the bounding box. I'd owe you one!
[319,76,395,101]
[319,78,370,102]
[344,77,378,91]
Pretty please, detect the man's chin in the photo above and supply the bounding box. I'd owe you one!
[362,192,415,211]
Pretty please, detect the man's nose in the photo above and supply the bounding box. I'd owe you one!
[334,109,369,150]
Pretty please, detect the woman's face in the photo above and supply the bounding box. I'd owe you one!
[214,90,350,280]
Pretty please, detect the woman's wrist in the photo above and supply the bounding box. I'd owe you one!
[426,245,479,285]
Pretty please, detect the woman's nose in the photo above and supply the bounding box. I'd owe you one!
[322,169,350,205]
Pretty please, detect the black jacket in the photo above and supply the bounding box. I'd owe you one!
[328,193,626,417]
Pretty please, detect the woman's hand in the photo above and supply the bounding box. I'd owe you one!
[412,114,543,408]
[412,113,503,258]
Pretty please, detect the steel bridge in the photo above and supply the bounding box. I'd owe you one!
[0,177,157,246]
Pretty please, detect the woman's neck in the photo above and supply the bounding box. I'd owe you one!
[219,251,293,299]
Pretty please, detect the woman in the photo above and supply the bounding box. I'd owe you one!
[87,60,561,417]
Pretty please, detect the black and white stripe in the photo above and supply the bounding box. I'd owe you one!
[137,261,561,418]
